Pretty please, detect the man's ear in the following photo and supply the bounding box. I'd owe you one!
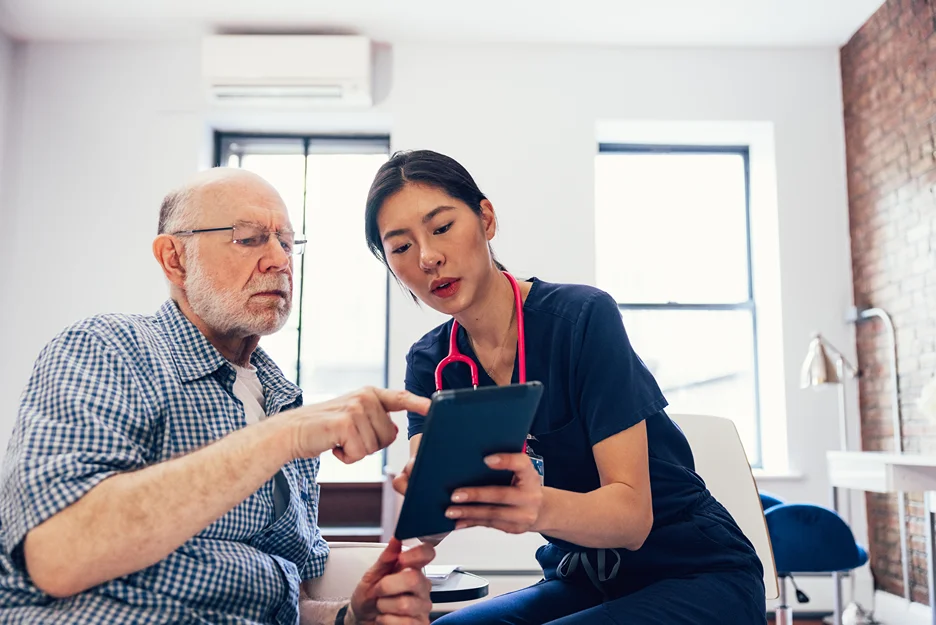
[153,234,188,288]
[479,199,497,241]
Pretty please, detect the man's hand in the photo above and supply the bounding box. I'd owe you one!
[285,388,430,463]
[348,539,435,625]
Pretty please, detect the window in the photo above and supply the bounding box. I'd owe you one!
[217,133,390,482]
[595,145,762,466]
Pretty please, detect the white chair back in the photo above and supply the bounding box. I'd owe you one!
[304,541,385,600]
[668,413,779,600]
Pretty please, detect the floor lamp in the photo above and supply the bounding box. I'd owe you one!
[801,333,862,624]
[801,307,907,623]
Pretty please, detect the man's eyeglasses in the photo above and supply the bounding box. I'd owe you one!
[172,223,307,256]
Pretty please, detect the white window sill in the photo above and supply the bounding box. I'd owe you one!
[751,468,805,482]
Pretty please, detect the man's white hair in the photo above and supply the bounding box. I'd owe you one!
[158,187,195,236]
[157,167,276,236]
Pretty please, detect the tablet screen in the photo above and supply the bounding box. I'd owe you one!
[394,381,543,541]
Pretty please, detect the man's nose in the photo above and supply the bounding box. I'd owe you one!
[259,235,291,273]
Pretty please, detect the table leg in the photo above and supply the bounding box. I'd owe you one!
[831,486,842,625]
[925,493,936,625]
[831,572,843,625]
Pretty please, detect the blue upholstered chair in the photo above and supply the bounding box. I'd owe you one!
[759,493,869,622]
[759,492,785,512]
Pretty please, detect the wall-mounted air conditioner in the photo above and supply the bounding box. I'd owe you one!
[201,35,372,108]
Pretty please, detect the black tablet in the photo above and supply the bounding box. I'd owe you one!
[394,381,544,541]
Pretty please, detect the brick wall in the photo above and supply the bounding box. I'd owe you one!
[842,0,936,603]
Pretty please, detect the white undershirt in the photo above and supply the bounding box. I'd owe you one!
[231,363,287,518]
[232,363,266,426]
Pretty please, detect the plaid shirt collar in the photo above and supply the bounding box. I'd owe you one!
[156,300,301,407]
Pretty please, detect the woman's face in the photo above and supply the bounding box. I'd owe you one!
[377,183,497,315]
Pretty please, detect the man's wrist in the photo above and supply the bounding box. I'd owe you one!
[258,414,297,464]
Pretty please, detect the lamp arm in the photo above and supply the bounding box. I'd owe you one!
[848,305,909,603]
[853,307,900,450]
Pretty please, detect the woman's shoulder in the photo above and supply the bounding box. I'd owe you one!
[525,277,617,324]
[407,318,454,362]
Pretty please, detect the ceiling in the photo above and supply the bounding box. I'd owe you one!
[0,0,886,47]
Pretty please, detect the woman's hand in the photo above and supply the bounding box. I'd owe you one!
[444,453,544,534]
[393,457,449,546]
[391,457,415,496]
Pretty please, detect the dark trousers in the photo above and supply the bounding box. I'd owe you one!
[434,494,766,625]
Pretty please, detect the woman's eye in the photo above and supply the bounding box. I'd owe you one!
[392,243,411,255]
[434,222,453,235]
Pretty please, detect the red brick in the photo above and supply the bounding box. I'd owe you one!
[845,0,936,602]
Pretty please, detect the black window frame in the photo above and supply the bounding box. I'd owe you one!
[214,131,392,393]
[214,132,394,530]
[213,130,391,542]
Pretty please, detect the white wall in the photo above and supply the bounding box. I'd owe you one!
[0,31,20,456]
[0,32,13,196]
[0,39,862,607]
[0,42,207,455]
[0,31,16,297]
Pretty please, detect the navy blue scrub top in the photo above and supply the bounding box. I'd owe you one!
[405,278,710,554]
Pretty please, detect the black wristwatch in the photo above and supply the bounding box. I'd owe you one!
[335,604,349,625]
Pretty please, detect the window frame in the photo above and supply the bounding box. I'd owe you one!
[214,132,393,537]
[214,133,392,493]
[597,143,763,467]
[214,131,392,393]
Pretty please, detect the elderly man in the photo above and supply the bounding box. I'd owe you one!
[0,168,435,624]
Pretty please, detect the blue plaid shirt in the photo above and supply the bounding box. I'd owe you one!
[0,300,329,624]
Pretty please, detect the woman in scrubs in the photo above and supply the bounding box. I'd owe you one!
[364,149,766,624]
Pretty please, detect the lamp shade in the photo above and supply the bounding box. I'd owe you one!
[800,334,841,388]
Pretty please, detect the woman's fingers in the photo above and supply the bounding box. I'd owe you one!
[454,519,529,534]
[446,504,539,527]
[393,458,416,495]
[450,485,517,505]
[484,453,540,481]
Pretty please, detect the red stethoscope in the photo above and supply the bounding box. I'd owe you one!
[434,271,529,451]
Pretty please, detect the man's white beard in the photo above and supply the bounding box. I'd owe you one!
[184,245,292,337]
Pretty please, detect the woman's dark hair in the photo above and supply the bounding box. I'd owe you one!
[365,149,506,276]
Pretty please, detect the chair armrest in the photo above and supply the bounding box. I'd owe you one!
[304,542,387,600]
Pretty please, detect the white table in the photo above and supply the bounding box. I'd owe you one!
[827,451,936,625]
[430,571,489,603]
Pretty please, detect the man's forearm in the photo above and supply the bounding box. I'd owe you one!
[24,416,294,597]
